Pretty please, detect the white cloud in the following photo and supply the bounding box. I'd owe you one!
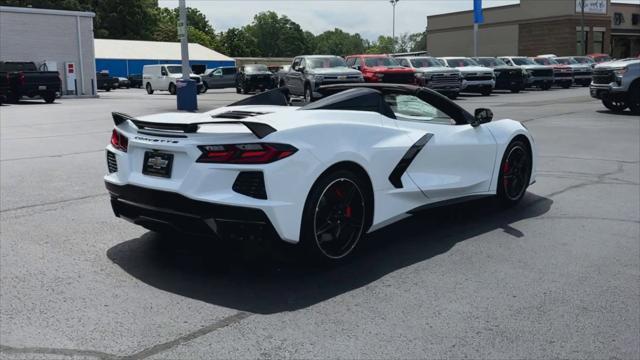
[159,0,640,40]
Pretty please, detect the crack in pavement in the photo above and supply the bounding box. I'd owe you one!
[1,149,104,162]
[530,215,639,224]
[0,311,252,360]
[1,193,107,214]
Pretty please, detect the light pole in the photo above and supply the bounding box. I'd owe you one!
[580,0,586,55]
[390,0,399,51]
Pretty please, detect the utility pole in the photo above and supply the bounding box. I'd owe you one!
[178,0,189,81]
[390,0,399,51]
[580,0,586,55]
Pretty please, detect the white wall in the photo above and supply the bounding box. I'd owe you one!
[0,7,96,95]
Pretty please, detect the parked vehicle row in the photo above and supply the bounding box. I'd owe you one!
[590,58,640,115]
[0,61,61,103]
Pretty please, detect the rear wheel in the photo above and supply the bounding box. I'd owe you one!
[510,87,520,94]
[481,88,492,96]
[602,98,628,113]
[146,83,154,94]
[300,170,368,262]
[561,81,571,89]
[169,83,176,95]
[201,83,208,93]
[497,140,532,206]
[447,92,458,100]
[42,91,55,103]
[540,83,552,91]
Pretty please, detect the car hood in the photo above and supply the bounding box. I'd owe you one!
[595,58,640,69]
[517,65,551,70]
[491,65,522,71]
[565,64,592,71]
[415,66,459,74]
[365,66,414,73]
[456,66,494,73]
[310,67,362,76]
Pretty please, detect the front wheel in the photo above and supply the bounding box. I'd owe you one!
[42,91,55,103]
[497,140,532,206]
[510,87,520,94]
[146,83,154,95]
[201,83,208,94]
[481,88,492,96]
[304,84,314,103]
[602,98,628,113]
[169,83,176,95]
[628,85,640,115]
[540,83,552,91]
[300,170,369,262]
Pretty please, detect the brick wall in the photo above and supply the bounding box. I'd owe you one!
[519,18,611,56]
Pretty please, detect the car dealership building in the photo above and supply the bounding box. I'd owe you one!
[427,0,639,57]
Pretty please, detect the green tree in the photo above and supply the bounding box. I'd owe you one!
[409,31,427,52]
[366,36,395,54]
[244,11,307,57]
[314,28,366,56]
[218,27,258,57]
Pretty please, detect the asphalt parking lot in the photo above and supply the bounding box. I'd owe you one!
[1,87,639,359]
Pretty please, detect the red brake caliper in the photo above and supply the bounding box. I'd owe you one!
[503,161,511,187]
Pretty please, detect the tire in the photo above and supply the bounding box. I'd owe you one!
[300,170,369,262]
[169,83,176,95]
[105,87,111,92]
[242,85,250,94]
[146,83,154,95]
[304,84,314,103]
[236,86,241,94]
[481,88,492,96]
[497,140,532,206]
[561,82,571,89]
[201,83,208,94]
[602,98,628,113]
[42,91,55,103]
[510,87,520,94]
[447,92,458,100]
[540,83,552,91]
[628,84,640,115]
[6,93,19,104]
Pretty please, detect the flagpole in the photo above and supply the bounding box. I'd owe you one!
[474,23,478,57]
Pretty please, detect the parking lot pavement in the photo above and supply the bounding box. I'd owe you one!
[1,87,638,359]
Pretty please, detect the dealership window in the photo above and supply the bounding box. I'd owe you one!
[576,31,589,55]
[593,31,604,54]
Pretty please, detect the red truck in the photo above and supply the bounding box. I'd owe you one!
[345,54,415,84]
[532,57,574,89]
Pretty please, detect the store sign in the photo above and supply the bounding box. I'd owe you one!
[576,0,607,15]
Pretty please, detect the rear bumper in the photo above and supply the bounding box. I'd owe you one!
[106,182,278,239]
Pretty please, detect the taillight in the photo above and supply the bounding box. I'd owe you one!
[111,129,128,152]
[197,143,297,164]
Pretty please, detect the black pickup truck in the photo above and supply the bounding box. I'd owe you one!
[96,72,118,91]
[0,61,61,103]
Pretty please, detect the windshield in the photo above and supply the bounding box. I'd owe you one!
[409,58,441,68]
[364,57,399,67]
[593,55,611,63]
[307,57,347,69]
[245,64,269,73]
[533,58,558,65]
[555,58,578,65]
[476,58,507,67]
[511,58,536,66]
[384,94,453,125]
[446,58,479,67]
[573,57,594,64]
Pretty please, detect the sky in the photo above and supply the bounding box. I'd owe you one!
[158,0,640,41]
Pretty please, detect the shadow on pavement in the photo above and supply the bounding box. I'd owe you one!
[107,193,552,314]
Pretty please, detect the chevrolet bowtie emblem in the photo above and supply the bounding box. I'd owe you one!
[147,156,168,169]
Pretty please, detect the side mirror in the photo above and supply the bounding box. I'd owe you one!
[353,65,360,71]
[471,108,493,127]
[298,66,306,73]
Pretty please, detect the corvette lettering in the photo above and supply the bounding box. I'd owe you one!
[134,136,179,144]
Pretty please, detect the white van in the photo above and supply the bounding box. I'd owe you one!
[142,64,204,95]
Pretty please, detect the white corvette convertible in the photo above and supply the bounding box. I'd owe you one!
[105,84,536,260]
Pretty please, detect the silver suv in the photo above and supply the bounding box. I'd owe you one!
[590,58,640,115]
[395,56,462,99]
[283,55,363,102]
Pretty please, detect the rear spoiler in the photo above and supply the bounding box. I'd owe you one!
[111,112,277,139]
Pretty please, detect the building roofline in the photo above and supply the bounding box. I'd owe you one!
[427,3,520,19]
[0,5,95,17]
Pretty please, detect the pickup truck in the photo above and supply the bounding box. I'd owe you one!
[395,56,462,99]
[438,57,495,95]
[590,58,640,115]
[0,61,61,103]
[499,57,554,90]
[96,72,118,91]
[532,57,574,89]
[474,57,526,93]
[283,56,364,102]
[555,57,593,86]
[345,54,415,85]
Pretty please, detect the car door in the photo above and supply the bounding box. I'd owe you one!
[209,68,223,88]
[388,91,497,200]
[159,66,170,90]
[286,58,304,95]
[223,68,236,87]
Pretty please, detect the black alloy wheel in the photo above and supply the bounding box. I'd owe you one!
[497,141,531,205]
[313,178,366,260]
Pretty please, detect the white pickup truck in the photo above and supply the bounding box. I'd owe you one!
[590,58,640,115]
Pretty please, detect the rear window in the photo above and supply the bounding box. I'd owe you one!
[307,57,347,69]
[222,68,236,75]
[245,64,268,73]
[511,58,536,66]
[0,62,37,71]
[409,58,441,68]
